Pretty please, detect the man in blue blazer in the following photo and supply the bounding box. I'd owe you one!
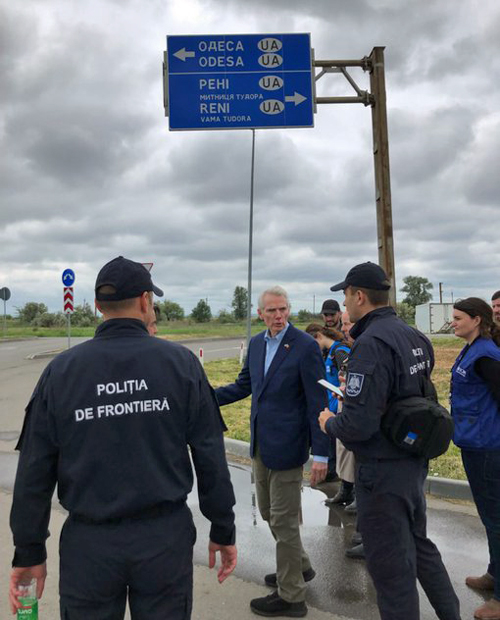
[216,286,329,617]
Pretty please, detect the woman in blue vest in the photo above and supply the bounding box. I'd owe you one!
[305,324,352,504]
[451,297,500,620]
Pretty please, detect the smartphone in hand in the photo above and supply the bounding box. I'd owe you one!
[317,379,343,398]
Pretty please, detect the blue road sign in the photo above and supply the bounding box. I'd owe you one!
[62,269,75,286]
[165,34,314,131]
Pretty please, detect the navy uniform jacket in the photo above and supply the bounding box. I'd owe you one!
[215,324,329,470]
[326,307,434,460]
[10,318,236,567]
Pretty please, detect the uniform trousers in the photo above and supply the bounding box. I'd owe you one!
[462,449,500,600]
[253,449,311,603]
[59,503,196,620]
[356,457,460,620]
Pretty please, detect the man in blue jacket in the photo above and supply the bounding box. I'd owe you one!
[216,285,329,618]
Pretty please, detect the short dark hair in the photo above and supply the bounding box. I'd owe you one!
[492,290,500,301]
[351,286,389,306]
[96,285,140,313]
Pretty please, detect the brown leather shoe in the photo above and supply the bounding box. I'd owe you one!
[474,598,500,619]
[466,573,495,591]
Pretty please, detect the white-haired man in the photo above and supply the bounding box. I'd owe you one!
[217,286,329,618]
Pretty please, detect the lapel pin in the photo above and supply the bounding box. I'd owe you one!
[284,344,290,350]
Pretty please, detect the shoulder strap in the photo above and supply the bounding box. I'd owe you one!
[418,373,438,400]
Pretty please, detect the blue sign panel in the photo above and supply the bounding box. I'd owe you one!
[165,34,314,131]
[62,269,75,286]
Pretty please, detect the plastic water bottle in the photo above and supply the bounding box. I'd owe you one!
[17,578,38,619]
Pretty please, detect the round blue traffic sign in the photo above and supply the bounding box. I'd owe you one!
[62,269,76,286]
[0,287,11,301]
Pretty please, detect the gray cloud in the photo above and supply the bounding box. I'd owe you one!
[1,0,499,315]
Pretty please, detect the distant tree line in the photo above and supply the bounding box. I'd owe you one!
[13,276,433,328]
[16,302,96,327]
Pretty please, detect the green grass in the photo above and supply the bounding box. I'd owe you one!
[156,321,259,341]
[206,337,468,481]
[205,359,252,442]
[1,319,312,340]
[1,325,97,338]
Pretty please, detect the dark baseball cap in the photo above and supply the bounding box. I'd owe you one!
[320,299,340,313]
[330,262,391,292]
[95,256,164,301]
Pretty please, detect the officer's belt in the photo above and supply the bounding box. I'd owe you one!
[70,500,183,526]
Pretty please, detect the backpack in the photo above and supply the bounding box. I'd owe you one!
[381,376,454,459]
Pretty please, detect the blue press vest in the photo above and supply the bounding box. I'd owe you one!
[325,341,350,413]
[451,337,500,449]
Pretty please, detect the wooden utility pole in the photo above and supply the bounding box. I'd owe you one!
[369,47,395,306]
[314,46,396,306]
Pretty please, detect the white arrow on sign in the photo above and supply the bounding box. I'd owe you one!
[173,48,195,62]
[285,92,307,106]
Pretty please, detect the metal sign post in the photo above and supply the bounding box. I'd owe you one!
[62,269,75,349]
[246,129,256,350]
[0,287,11,339]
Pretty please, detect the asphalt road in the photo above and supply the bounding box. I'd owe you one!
[0,336,244,439]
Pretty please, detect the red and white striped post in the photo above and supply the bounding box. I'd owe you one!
[198,347,204,367]
[63,287,74,349]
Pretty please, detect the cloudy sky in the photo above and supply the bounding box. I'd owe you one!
[1,0,499,316]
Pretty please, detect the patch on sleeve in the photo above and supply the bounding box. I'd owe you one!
[346,372,365,397]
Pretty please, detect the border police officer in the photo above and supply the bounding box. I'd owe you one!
[9,256,237,619]
[319,262,460,620]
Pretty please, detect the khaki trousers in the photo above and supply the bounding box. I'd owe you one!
[253,449,311,603]
[335,401,355,483]
[336,439,355,483]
